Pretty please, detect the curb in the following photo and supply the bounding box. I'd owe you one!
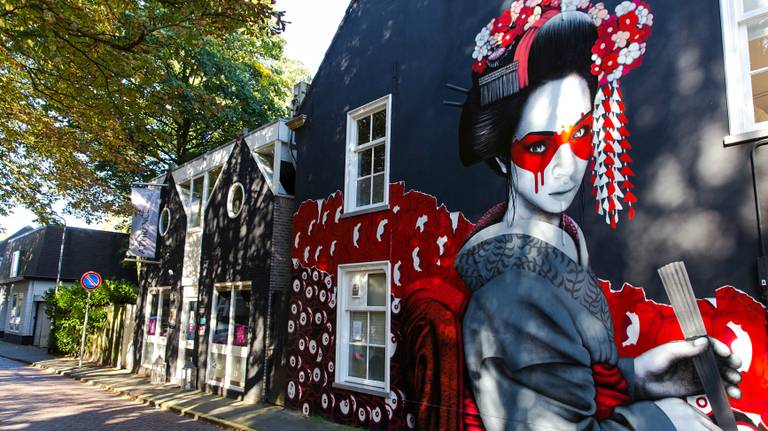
[26,359,260,431]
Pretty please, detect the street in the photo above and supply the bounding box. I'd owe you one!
[0,357,221,431]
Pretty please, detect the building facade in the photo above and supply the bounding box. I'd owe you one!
[134,120,295,404]
[0,225,134,346]
[285,0,768,429]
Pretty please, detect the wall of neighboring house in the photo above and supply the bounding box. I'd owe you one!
[196,138,276,402]
[135,174,187,374]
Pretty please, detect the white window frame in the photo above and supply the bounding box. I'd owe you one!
[206,281,251,392]
[334,261,391,395]
[721,1,768,136]
[177,166,223,232]
[343,95,392,214]
[8,291,24,332]
[142,286,170,367]
[226,183,246,219]
[9,250,20,278]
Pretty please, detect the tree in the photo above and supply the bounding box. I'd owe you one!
[0,0,304,223]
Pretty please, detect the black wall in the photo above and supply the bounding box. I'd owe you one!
[295,0,761,301]
[196,138,275,401]
[134,174,186,373]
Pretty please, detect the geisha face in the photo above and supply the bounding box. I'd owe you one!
[509,73,593,215]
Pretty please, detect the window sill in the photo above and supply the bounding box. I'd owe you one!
[340,203,389,219]
[723,127,768,147]
[332,381,389,397]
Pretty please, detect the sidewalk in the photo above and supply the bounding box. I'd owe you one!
[0,341,354,431]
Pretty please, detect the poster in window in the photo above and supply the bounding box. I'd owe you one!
[352,320,363,341]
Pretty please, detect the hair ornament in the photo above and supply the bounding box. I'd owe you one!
[468,0,652,228]
[589,0,652,228]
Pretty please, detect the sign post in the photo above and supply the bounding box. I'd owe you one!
[78,271,102,368]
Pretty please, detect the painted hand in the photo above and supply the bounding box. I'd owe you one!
[654,398,722,431]
[633,337,742,400]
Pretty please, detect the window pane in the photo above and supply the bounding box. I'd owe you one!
[358,148,372,177]
[356,177,372,207]
[233,289,251,347]
[372,174,385,204]
[368,346,386,382]
[373,145,385,173]
[209,352,227,383]
[207,166,222,197]
[752,71,768,123]
[369,312,386,345]
[255,148,275,184]
[179,181,191,206]
[160,290,171,337]
[190,177,204,228]
[147,293,158,335]
[367,273,386,306]
[348,344,367,379]
[230,355,246,388]
[372,109,386,140]
[186,301,197,341]
[744,0,768,13]
[213,290,231,345]
[350,311,368,343]
[748,18,768,72]
[357,116,371,145]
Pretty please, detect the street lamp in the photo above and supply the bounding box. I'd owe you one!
[48,214,66,353]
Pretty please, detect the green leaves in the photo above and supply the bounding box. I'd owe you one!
[44,279,138,355]
[0,0,303,224]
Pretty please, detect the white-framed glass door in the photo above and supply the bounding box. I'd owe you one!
[174,286,199,383]
[142,287,170,367]
[207,282,251,392]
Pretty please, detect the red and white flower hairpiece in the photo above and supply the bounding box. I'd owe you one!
[588,1,653,228]
[470,0,653,228]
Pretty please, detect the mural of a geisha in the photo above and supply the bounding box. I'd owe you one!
[455,0,743,429]
[286,1,768,430]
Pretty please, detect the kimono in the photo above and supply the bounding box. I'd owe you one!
[455,218,675,430]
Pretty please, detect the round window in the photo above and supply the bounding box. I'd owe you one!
[227,183,245,218]
[159,207,171,236]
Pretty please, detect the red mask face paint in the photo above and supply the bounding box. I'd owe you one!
[510,112,593,193]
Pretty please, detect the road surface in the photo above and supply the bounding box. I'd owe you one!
[0,356,221,430]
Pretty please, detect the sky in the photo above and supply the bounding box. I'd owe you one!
[0,0,350,239]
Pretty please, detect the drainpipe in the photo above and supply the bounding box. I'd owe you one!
[751,140,768,304]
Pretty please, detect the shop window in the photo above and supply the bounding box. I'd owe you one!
[335,262,390,393]
[227,183,245,218]
[208,282,251,391]
[9,250,20,278]
[143,287,170,367]
[721,1,768,135]
[344,95,391,213]
[8,292,23,332]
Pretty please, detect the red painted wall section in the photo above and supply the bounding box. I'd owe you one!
[287,183,477,429]
[288,182,768,430]
[602,280,768,428]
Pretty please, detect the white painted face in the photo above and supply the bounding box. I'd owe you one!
[509,74,592,215]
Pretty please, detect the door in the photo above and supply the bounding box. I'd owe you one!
[142,287,170,368]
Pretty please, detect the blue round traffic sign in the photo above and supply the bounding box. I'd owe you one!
[80,271,102,291]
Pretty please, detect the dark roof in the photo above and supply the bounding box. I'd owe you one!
[0,225,135,284]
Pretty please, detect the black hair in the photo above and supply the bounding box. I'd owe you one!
[458,11,600,175]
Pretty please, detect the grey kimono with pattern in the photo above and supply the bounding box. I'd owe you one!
[456,233,674,431]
